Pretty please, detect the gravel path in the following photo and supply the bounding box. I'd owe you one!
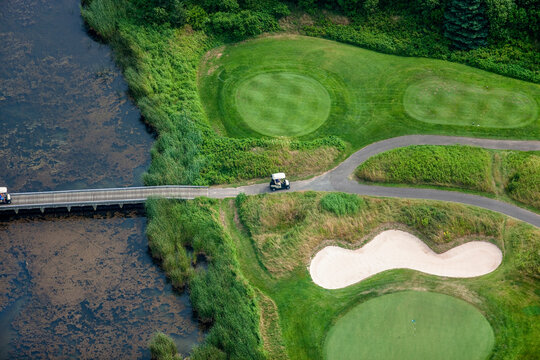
[210,135,540,227]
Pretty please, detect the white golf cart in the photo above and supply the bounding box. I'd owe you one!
[0,187,11,204]
[270,173,290,191]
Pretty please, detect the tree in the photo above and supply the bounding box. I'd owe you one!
[444,0,489,50]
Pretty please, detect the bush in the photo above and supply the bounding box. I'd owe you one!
[504,152,540,208]
[186,5,209,30]
[81,0,128,40]
[320,193,364,216]
[149,332,181,360]
[208,10,279,39]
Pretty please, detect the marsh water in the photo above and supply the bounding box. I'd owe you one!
[0,0,202,358]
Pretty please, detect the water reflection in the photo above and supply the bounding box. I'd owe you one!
[0,0,153,191]
[0,211,203,359]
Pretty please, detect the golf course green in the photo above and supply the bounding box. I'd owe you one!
[235,72,331,136]
[325,291,494,360]
[199,36,539,144]
[404,79,537,127]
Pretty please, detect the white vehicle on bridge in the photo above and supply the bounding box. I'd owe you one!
[0,187,11,204]
[270,173,290,191]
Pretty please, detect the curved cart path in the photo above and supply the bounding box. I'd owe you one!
[210,135,540,227]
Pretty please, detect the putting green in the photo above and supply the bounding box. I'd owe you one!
[325,291,494,360]
[404,79,538,128]
[235,72,331,137]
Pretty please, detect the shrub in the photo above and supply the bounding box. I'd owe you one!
[81,0,128,40]
[504,152,540,208]
[149,332,181,360]
[187,5,209,30]
[208,10,279,39]
[320,193,364,216]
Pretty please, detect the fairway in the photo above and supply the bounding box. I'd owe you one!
[325,291,494,360]
[199,36,539,145]
[235,72,331,136]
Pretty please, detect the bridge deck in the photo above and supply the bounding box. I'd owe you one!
[1,186,209,213]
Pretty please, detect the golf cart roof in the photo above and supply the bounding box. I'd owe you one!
[0,187,7,193]
[271,173,286,180]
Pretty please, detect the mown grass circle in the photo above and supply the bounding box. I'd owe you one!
[325,291,494,360]
[403,78,537,128]
[234,72,331,137]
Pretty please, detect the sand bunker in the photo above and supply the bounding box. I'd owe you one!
[310,230,502,289]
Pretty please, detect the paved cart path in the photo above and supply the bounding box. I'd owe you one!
[211,135,540,227]
[5,136,540,227]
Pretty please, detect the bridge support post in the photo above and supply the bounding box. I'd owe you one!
[119,203,123,209]
[92,204,97,211]
[40,207,44,213]
[14,209,18,215]
[67,206,71,212]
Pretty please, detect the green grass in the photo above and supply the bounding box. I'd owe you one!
[319,192,364,216]
[403,79,538,128]
[235,72,331,136]
[325,291,494,360]
[199,35,540,147]
[145,198,265,359]
[227,192,539,359]
[355,145,540,210]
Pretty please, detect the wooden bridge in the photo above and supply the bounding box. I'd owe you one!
[0,186,211,214]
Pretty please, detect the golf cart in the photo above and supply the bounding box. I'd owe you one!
[270,173,290,191]
[0,187,11,204]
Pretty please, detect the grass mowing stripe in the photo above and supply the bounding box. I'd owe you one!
[199,35,540,148]
[235,72,331,136]
[403,79,538,128]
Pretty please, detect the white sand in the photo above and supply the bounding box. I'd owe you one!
[309,230,502,289]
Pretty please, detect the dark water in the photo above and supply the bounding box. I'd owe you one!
[0,0,202,358]
[0,0,153,192]
[0,212,203,359]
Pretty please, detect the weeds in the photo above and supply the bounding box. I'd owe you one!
[319,192,364,216]
[146,198,265,359]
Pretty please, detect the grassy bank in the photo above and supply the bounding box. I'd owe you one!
[146,198,265,359]
[226,192,539,359]
[355,145,540,210]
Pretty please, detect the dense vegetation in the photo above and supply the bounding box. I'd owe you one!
[82,0,539,188]
[296,0,539,82]
[146,198,265,359]
[444,0,488,50]
[80,0,540,358]
[355,145,540,209]
[83,0,346,186]
[232,192,539,359]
